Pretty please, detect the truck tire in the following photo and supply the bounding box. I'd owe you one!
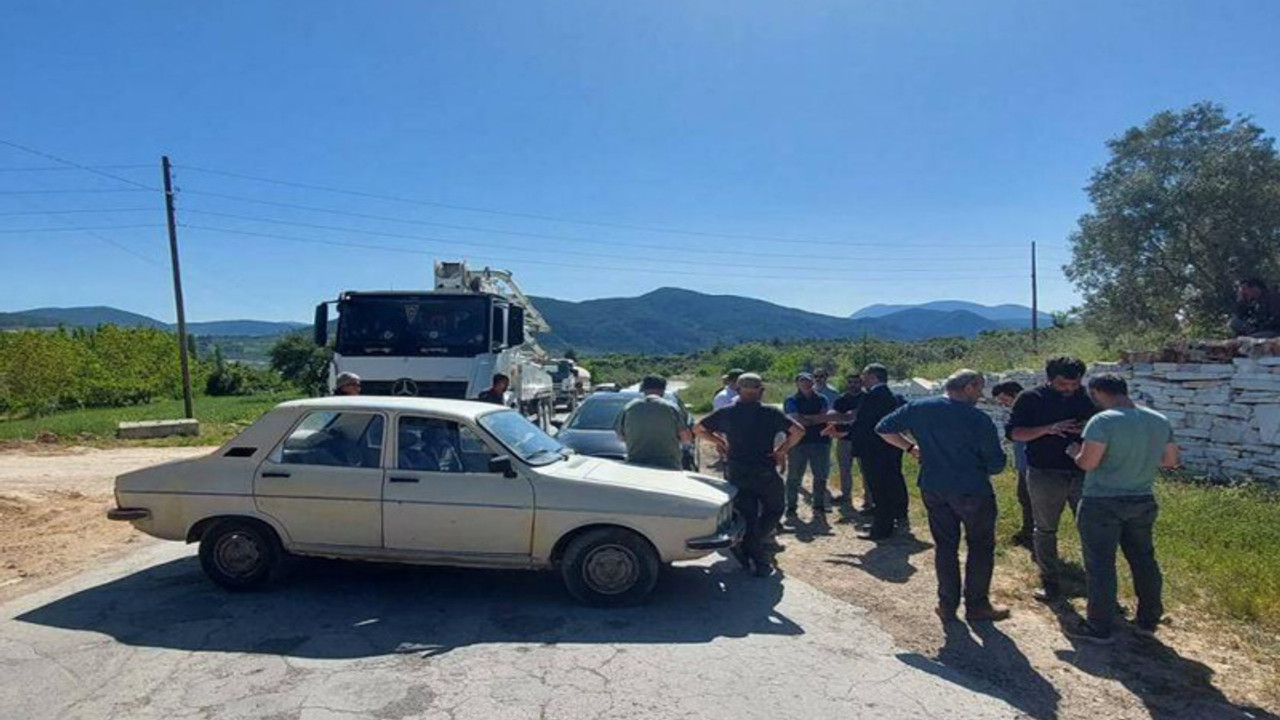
[560,527,660,606]
[198,519,283,591]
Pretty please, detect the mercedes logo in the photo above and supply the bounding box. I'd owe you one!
[391,378,419,397]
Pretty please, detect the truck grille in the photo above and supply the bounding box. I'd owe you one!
[359,380,470,399]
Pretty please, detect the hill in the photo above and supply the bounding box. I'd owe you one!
[12,306,169,330]
[534,288,1009,354]
[185,320,307,337]
[851,300,1052,326]
[0,307,302,338]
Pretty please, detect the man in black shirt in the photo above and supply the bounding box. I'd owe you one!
[695,373,805,576]
[1006,356,1097,601]
[850,364,908,540]
[831,373,866,510]
[476,373,510,405]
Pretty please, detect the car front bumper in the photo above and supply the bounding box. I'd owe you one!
[685,513,745,551]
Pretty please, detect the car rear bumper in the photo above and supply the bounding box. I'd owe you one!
[106,507,150,521]
[686,514,745,551]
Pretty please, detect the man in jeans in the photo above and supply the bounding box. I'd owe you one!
[694,374,805,576]
[831,372,867,510]
[1006,356,1096,601]
[877,369,1010,623]
[992,381,1033,548]
[1065,374,1178,644]
[784,372,834,517]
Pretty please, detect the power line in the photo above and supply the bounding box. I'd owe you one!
[0,189,151,195]
[180,187,1069,256]
[177,163,1069,251]
[0,165,152,172]
[0,207,156,217]
[179,207,1051,275]
[181,222,1028,285]
[0,139,157,190]
[0,224,164,234]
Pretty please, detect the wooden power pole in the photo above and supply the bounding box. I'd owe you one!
[162,156,194,419]
[1031,240,1039,352]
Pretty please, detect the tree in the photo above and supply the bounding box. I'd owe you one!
[269,333,331,396]
[1066,102,1280,339]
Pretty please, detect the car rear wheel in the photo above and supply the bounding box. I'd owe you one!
[198,519,282,591]
[560,527,660,606]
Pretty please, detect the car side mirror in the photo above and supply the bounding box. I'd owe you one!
[313,303,328,347]
[488,455,518,478]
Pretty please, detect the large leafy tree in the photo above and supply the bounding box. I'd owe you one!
[1066,102,1280,337]
[269,332,332,396]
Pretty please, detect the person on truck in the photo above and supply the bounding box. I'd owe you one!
[477,374,510,405]
[335,372,362,396]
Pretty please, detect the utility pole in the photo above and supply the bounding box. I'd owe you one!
[162,156,194,419]
[1031,240,1039,352]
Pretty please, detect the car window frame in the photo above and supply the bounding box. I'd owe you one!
[268,408,390,470]
[393,412,504,475]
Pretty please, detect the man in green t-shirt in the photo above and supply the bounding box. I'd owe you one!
[1065,373,1179,644]
[615,375,691,471]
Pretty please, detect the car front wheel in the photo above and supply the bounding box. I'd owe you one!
[198,519,282,591]
[560,527,660,606]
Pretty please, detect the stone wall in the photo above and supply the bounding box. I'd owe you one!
[903,338,1280,486]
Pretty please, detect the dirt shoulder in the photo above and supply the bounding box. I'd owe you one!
[0,444,213,603]
[771,501,1279,720]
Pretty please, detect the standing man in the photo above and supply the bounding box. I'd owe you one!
[877,369,1010,622]
[832,372,868,510]
[694,373,805,576]
[1229,277,1280,338]
[476,373,510,405]
[1006,356,1096,602]
[713,369,745,411]
[852,363,908,540]
[992,380,1033,548]
[1066,374,1178,644]
[784,373,834,516]
[614,375,690,471]
[814,369,840,405]
[334,372,362,396]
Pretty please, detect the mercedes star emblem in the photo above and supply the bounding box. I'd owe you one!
[392,378,419,396]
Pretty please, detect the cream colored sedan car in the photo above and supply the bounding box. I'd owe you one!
[109,396,739,605]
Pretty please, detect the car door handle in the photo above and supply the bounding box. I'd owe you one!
[261,471,291,478]
[388,476,420,483]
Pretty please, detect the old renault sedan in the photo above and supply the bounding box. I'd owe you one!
[108,396,738,605]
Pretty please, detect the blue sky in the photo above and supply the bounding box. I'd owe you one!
[2,1,1278,322]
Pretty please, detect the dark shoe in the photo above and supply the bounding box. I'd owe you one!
[813,504,831,514]
[784,507,799,519]
[1131,617,1162,638]
[935,605,959,623]
[965,604,1011,622]
[1067,620,1115,645]
[1032,586,1061,603]
[729,545,751,569]
[1011,531,1033,548]
[856,530,892,541]
[858,505,876,517]
[752,558,775,577]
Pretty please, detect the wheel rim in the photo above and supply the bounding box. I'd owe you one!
[581,543,640,595]
[214,530,264,579]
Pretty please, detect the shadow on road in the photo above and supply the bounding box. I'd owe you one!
[898,621,1062,720]
[17,555,800,660]
[823,534,933,584]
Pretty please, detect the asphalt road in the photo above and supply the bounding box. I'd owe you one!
[0,543,1021,720]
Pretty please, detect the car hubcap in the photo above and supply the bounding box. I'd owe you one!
[215,531,263,578]
[582,544,639,595]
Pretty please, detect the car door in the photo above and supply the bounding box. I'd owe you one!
[254,410,386,548]
[382,413,534,558]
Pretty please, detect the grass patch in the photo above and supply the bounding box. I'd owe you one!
[0,392,303,447]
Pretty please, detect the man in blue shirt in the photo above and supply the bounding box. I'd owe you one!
[877,369,1010,623]
[784,372,833,517]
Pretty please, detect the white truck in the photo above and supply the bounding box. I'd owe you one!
[313,261,556,428]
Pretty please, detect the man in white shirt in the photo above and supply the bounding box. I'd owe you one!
[713,369,745,411]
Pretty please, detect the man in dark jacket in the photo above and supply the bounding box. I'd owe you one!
[476,374,510,405]
[1006,356,1097,601]
[877,369,1010,623]
[849,363,907,540]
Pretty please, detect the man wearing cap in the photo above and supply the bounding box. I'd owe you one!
[335,372,362,396]
[694,373,805,576]
[784,372,835,516]
[615,375,690,471]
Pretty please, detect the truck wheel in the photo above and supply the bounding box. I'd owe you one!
[198,519,283,591]
[560,528,660,606]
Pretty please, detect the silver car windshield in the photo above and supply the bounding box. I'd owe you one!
[478,410,566,466]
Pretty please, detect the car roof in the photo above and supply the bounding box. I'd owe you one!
[276,395,507,421]
[582,391,681,403]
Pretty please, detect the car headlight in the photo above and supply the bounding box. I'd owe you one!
[717,502,732,528]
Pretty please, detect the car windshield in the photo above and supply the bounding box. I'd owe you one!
[566,397,631,430]
[478,410,566,466]
[335,295,490,357]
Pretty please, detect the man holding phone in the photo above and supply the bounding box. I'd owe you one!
[1006,356,1096,602]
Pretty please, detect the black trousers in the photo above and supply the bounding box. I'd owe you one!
[862,448,907,536]
[727,465,786,561]
[923,491,997,611]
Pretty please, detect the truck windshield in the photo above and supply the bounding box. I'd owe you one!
[336,296,490,357]
[478,410,566,466]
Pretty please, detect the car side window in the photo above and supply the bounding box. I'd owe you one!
[397,416,497,474]
[272,412,385,468]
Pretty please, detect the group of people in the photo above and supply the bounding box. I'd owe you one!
[680,355,1178,645]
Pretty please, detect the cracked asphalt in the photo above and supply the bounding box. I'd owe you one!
[0,542,1020,720]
